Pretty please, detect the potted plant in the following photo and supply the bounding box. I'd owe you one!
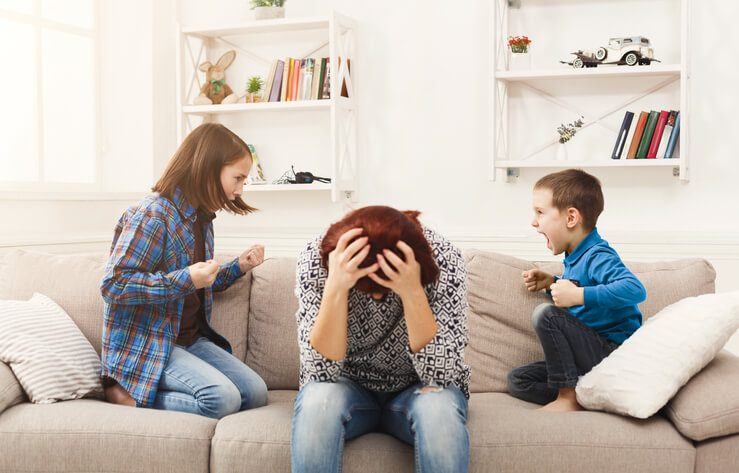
[250,0,286,20]
[245,76,264,103]
[507,35,532,70]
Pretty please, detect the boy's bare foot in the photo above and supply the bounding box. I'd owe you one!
[537,388,583,412]
[104,382,136,407]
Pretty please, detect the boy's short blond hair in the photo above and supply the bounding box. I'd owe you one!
[534,169,604,231]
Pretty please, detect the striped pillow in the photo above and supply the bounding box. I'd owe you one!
[0,293,103,403]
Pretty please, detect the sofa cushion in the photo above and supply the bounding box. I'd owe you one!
[464,249,718,393]
[0,399,216,473]
[0,293,103,403]
[0,250,108,354]
[210,390,694,473]
[211,253,252,362]
[576,291,739,419]
[665,350,739,441]
[0,362,26,415]
[694,433,739,473]
[245,258,301,389]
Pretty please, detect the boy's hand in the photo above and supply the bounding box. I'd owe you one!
[550,279,585,307]
[522,269,555,292]
[326,228,379,294]
[239,244,265,273]
[189,259,220,289]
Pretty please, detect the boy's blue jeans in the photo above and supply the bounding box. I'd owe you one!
[507,303,619,405]
[291,377,469,473]
[152,337,268,418]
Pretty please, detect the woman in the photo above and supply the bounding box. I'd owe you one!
[292,205,470,473]
[101,123,268,419]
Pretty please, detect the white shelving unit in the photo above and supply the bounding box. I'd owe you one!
[490,0,689,182]
[176,13,357,201]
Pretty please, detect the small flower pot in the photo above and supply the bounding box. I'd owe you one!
[254,6,285,20]
[508,50,531,71]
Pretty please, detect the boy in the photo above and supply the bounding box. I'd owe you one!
[507,169,646,412]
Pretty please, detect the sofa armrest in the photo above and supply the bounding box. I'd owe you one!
[0,361,26,414]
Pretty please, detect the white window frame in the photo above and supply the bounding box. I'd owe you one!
[0,1,103,196]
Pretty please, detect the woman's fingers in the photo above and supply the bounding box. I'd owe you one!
[335,228,364,253]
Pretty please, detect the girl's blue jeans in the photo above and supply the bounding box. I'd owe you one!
[152,337,268,419]
[291,376,469,473]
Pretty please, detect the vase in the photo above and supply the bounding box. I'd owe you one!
[556,143,568,161]
[508,49,531,71]
[254,6,285,20]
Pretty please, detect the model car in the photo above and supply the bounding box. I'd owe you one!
[562,36,658,68]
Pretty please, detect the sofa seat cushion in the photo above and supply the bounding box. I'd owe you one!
[468,393,695,473]
[0,399,216,473]
[211,390,694,473]
[694,433,739,473]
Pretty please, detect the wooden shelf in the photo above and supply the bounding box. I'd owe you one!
[495,64,681,81]
[244,183,332,192]
[496,159,682,169]
[182,17,330,37]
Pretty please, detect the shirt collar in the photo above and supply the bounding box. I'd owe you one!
[564,228,602,265]
[171,187,200,224]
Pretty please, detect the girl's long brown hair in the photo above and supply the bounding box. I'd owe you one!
[153,123,257,214]
[320,206,439,296]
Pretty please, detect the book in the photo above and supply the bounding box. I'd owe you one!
[646,110,669,158]
[626,111,648,159]
[246,144,267,185]
[282,58,293,102]
[321,58,331,99]
[262,59,278,103]
[269,60,284,102]
[291,58,301,102]
[621,112,638,160]
[664,111,681,159]
[302,58,314,101]
[316,58,327,100]
[635,110,659,159]
[611,111,634,159]
[656,110,677,158]
[310,57,322,100]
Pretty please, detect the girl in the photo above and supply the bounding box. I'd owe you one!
[101,123,268,419]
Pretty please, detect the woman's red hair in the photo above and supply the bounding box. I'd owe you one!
[320,206,439,295]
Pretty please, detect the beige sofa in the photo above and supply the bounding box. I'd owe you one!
[1,248,738,473]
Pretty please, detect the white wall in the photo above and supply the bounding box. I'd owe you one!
[1,0,738,350]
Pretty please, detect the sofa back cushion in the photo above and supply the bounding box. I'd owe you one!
[0,250,108,355]
[0,250,251,362]
[244,258,301,389]
[464,249,716,393]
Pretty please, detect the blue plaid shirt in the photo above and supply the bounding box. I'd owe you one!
[100,188,243,407]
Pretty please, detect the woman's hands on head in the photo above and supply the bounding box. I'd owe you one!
[368,241,423,299]
[325,228,379,294]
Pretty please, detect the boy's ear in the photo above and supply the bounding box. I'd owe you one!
[565,207,582,228]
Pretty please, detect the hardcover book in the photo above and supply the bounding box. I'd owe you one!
[664,111,681,159]
[246,144,267,184]
[635,110,659,159]
[611,111,634,159]
[626,111,649,159]
[656,111,677,158]
[647,110,669,159]
[269,60,284,102]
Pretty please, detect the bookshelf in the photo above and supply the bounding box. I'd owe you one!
[176,13,357,202]
[490,0,689,182]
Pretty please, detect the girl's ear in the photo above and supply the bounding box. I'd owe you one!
[566,207,582,228]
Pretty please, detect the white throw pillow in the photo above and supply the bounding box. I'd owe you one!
[0,293,103,403]
[576,291,739,419]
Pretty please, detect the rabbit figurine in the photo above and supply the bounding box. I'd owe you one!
[193,50,239,105]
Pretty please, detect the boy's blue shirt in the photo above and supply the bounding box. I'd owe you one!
[560,228,646,344]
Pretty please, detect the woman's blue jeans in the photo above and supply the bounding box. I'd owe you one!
[152,337,268,419]
[507,303,619,405]
[291,377,469,473]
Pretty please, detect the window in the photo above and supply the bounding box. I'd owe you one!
[0,0,98,188]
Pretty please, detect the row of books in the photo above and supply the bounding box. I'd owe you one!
[261,57,350,103]
[611,110,681,160]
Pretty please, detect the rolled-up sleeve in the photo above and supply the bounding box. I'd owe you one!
[294,239,343,386]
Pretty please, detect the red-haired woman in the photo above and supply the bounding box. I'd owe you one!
[101,123,268,418]
[291,206,470,473]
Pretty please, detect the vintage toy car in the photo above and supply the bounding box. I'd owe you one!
[561,36,659,68]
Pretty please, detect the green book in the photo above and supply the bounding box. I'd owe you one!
[635,110,660,159]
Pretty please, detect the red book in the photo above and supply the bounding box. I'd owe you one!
[626,111,648,159]
[291,59,301,102]
[647,110,669,159]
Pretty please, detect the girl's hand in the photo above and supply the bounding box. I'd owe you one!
[325,228,379,294]
[189,259,220,289]
[368,240,423,299]
[239,244,265,273]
